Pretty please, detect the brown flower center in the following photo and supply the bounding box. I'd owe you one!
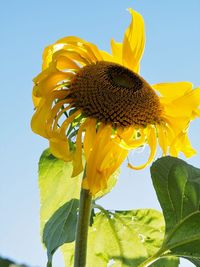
[68,61,162,127]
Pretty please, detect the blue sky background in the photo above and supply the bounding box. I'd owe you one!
[1,0,200,266]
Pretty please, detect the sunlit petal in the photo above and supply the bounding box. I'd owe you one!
[122,8,145,73]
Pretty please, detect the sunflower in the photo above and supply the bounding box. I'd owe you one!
[31,9,200,196]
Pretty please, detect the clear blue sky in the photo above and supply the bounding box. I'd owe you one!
[1,0,200,266]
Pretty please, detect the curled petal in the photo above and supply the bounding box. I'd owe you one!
[56,36,103,61]
[82,124,128,195]
[113,127,146,150]
[55,44,94,64]
[42,36,102,70]
[33,66,74,98]
[46,102,73,135]
[31,90,68,138]
[32,92,41,108]
[128,126,157,170]
[170,87,200,117]
[60,110,81,137]
[159,85,200,120]
[122,8,145,73]
[42,43,64,70]
[49,135,72,162]
[71,120,88,177]
[170,131,196,158]
[52,53,80,71]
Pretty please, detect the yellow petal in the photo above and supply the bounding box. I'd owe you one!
[162,88,200,126]
[170,131,196,158]
[42,36,102,70]
[32,93,41,108]
[46,102,73,136]
[99,50,115,62]
[31,91,63,137]
[33,67,74,98]
[31,91,69,138]
[111,39,123,64]
[57,36,103,61]
[43,45,91,70]
[49,136,72,162]
[83,119,97,161]
[55,36,87,44]
[60,110,81,137]
[53,54,80,71]
[31,98,49,138]
[42,43,64,70]
[152,82,193,99]
[163,116,190,137]
[193,108,200,117]
[122,8,145,73]
[156,123,175,156]
[99,142,127,171]
[113,127,146,150]
[171,88,200,116]
[82,124,128,195]
[60,50,91,66]
[128,126,157,170]
[71,121,87,177]
[58,44,94,63]
[86,125,112,177]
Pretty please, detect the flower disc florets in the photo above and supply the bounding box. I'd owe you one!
[68,61,162,127]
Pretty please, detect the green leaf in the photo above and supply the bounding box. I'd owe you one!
[43,199,79,262]
[150,156,200,265]
[38,149,82,263]
[61,209,179,267]
[151,257,179,267]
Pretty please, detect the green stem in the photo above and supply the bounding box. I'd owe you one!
[137,250,165,267]
[74,187,92,267]
[138,255,159,267]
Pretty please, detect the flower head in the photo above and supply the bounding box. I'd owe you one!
[31,9,200,196]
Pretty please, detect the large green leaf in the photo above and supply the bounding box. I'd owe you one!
[62,209,179,267]
[150,156,200,266]
[38,149,82,264]
[39,149,82,232]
